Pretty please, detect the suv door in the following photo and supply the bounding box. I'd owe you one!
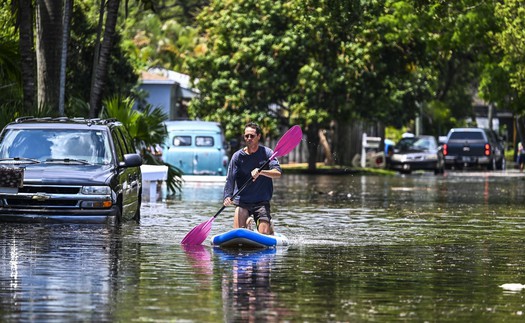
[111,127,141,221]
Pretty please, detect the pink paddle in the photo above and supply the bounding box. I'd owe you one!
[181,125,303,245]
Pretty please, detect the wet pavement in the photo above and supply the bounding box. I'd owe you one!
[2,169,525,321]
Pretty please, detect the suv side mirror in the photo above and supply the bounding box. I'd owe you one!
[121,153,143,167]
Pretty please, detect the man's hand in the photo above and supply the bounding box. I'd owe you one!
[223,197,233,206]
[251,168,260,181]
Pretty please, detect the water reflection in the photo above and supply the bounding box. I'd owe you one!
[182,244,213,276]
[0,224,118,322]
[214,247,287,322]
[277,173,525,215]
[171,180,225,202]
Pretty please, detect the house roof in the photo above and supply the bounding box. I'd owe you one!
[140,71,177,85]
[139,68,199,99]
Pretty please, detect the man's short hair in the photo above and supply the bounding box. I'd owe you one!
[245,122,262,135]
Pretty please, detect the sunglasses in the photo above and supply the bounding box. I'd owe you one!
[244,134,257,139]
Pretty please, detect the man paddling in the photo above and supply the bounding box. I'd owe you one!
[223,122,282,235]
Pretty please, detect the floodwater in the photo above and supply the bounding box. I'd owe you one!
[2,171,525,322]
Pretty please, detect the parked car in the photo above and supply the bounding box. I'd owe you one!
[442,127,505,170]
[0,117,142,225]
[162,120,229,175]
[389,135,444,174]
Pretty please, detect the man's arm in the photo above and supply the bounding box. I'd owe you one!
[252,150,282,180]
[252,167,281,180]
[223,152,238,206]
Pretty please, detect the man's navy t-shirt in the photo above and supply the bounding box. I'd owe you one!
[223,145,282,204]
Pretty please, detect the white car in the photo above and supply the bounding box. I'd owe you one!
[389,136,444,174]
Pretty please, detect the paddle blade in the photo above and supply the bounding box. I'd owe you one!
[181,217,215,245]
[273,125,303,158]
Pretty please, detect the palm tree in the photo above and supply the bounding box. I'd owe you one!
[35,0,63,111]
[15,0,36,111]
[100,96,183,194]
[89,0,120,117]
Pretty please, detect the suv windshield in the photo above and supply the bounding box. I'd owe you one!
[0,129,113,165]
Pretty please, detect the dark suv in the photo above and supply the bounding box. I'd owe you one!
[0,117,142,225]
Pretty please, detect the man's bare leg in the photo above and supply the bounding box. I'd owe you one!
[234,207,249,228]
[257,220,274,235]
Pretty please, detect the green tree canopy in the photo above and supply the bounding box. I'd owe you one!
[187,0,436,168]
[487,0,525,114]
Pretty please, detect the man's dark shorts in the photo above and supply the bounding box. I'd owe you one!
[237,201,271,224]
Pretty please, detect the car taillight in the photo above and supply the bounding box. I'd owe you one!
[443,144,448,156]
[485,144,491,156]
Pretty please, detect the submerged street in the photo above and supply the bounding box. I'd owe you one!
[2,170,525,321]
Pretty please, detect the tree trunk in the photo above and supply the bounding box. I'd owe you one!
[488,103,494,131]
[58,0,72,116]
[306,125,319,171]
[89,0,120,118]
[35,0,63,112]
[17,0,36,111]
[319,128,334,165]
[89,0,105,117]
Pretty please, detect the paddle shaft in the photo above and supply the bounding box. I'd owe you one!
[212,152,276,219]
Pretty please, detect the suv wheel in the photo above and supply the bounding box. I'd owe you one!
[115,206,122,225]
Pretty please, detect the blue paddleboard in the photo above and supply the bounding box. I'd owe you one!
[211,228,289,248]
